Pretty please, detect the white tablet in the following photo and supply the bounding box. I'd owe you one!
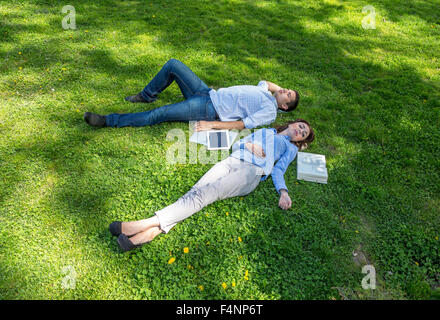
[206,130,230,150]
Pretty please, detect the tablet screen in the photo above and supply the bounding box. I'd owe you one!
[208,131,229,149]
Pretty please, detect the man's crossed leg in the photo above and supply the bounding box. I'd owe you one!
[84,59,219,128]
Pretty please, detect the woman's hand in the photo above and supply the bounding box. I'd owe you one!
[245,142,266,158]
[194,121,213,132]
[278,190,292,210]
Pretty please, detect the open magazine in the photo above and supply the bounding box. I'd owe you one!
[297,152,328,184]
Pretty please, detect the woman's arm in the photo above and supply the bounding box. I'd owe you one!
[271,146,297,210]
[278,189,292,210]
[244,142,265,158]
[231,129,262,153]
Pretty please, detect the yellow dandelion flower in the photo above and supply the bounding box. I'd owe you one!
[19,67,22,70]
[226,212,229,216]
[85,30,89,33]
[62,68,67,71]
[183,247,189,254]
[168,257,176,264]
[435,236,439,240]
[244,276,249,281]
[355,230,359,234]
[222,282,227,289]
[238,237,242,242]
[18,52,22,55]
[232,281,236,287]
[198,285,204,291]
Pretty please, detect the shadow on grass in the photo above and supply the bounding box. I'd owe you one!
[368,0,440,24]
[1,0,439,299]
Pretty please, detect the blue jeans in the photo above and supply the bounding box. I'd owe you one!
[105,59,219,127]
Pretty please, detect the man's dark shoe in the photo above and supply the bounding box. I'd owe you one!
[125,92,149,103]
[84,112,106,128]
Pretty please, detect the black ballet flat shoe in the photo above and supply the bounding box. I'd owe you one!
[109,221,122,236]
[117,234,148,252]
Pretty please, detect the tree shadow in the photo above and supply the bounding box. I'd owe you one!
[368,0,440,24]
[1,0,439,299]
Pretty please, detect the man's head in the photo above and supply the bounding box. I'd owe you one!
[274,89,300,112]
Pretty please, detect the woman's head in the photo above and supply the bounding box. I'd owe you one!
[276,119,315,150]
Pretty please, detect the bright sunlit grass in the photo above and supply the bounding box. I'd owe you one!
[0,0,439,299]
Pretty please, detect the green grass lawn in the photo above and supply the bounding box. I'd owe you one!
[1,0,439,299]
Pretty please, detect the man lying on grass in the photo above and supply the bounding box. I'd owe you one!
[109,119,314,252]
[84,59,300,131]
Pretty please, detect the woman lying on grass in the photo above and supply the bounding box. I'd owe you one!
[109,119,315,252]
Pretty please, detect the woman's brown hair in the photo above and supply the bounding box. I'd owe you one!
[275,119,315,150]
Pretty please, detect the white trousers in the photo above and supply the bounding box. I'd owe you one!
[155,157,264,233]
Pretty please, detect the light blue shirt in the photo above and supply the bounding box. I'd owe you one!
[230,128,298,194]
[209,81,278,129]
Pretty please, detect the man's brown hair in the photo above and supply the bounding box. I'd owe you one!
[286,90,300,111]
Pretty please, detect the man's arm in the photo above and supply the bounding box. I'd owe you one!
[265,81,282,94]
[194,120,245,131]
